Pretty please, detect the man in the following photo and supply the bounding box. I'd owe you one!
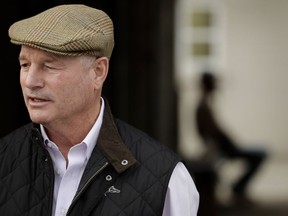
[0,4,199,216]
[195,71,267,199]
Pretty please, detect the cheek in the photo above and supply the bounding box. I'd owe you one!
[58,76,94,106]
[20,72,26,87]
[20,73,28,101]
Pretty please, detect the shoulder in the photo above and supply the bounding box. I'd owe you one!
[115,119,182,179]
[0,123,33,143]
[115,118,181,168]
[0,123,34,157]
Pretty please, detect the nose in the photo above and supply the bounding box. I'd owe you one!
[21,65,44,89]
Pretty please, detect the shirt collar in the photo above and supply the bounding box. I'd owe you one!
[40,97,105,160]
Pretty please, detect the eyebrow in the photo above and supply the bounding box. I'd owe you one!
[18,53,61,63]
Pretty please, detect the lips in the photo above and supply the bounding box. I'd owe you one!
[29,97,47,102]
[26,94,51,106]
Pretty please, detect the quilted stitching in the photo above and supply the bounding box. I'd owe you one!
[0,119,180,216]
[90,123,179,216]
[0,124,52,215]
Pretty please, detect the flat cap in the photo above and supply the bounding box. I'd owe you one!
[8,4,114,57]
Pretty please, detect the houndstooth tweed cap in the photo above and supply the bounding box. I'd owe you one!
[8,4,114,57]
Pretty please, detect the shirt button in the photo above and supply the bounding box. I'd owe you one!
[121,159,128,166]
[106,175,112,181]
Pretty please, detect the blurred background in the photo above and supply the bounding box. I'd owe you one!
[0,0,287,215]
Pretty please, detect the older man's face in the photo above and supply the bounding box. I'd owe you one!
[19,45,99,128]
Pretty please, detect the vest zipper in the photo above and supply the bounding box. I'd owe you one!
[34,128,55,216]
[67,161,109,215]
[45,150,55,216]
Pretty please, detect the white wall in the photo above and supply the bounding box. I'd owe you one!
[175,0,288,204]
[222,0,288,158]
[175,0,288,160]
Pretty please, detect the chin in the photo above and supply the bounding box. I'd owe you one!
[29,114,50,125]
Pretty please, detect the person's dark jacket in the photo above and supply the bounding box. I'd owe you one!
[0,100,181,216]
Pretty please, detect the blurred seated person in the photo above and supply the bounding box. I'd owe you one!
[195,71,267,199]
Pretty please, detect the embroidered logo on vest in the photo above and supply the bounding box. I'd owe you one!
[104,186,121,196]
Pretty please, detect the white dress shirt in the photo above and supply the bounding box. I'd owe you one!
[163,162,199,216]
[41,98,199,216]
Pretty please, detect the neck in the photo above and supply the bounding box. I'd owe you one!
[44,101,101,160]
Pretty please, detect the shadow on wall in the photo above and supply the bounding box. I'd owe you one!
[187,71,269,216]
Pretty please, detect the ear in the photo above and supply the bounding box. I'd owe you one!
[93,57,109,90]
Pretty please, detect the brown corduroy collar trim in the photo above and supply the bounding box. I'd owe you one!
[97,97,137,173]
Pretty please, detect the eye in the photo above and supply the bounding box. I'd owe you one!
[44,65,55,69]
[20,62,30,70]
[43,63,61,70]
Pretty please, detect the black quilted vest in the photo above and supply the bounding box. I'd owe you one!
[0,101,181,216]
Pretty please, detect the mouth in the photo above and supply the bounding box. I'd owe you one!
[29,97,47,102]
[27,95,51,106]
